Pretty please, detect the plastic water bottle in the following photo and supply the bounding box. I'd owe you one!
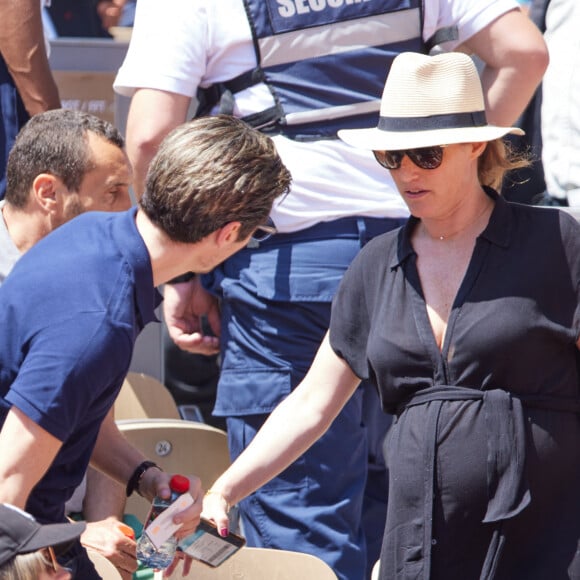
[136,474,191,570]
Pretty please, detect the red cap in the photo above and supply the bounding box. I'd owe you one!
[169,475,190,494]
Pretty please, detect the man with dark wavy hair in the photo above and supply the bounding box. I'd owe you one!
[0,114,291,579]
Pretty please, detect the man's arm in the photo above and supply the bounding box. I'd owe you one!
[0,0,60,115]
[462,8,549,126]
[163,276,221,356]
[96,0,128,30]
[0,406,62,507]
[80,466,138,580]
[125,88,192,198]
[83,467,126,522]
[91,409,203,538]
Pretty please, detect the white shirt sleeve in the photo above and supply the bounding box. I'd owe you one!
[423,0,520,51]
[114,0,254,98]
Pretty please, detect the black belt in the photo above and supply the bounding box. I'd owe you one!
[396,385,580,579]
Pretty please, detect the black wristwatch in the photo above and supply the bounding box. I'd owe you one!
[126,460,161,497]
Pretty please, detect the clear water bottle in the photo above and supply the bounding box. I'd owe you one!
[136,474,191,570]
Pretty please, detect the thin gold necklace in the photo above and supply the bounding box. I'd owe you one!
[424,200,492,242]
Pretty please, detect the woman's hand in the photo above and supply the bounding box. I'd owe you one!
[201,489,231,538]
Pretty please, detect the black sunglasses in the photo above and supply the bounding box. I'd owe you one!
[373,145,447,170]
[251,217,277,243]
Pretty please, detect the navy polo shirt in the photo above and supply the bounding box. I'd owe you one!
[0,208,161,524]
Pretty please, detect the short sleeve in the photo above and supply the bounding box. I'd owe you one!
[5,313,132,441]
[114,0,209,98]
[329,248,374,381]
[559,211,580,340]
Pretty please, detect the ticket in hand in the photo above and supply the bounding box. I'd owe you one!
[145,493,195,549]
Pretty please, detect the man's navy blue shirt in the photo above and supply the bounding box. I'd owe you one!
[0,208,161,523]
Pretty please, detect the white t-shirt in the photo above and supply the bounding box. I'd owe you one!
[41,0,57,51]
[114,0,518,233]
[541,0,580,205]
[0,201,21,286]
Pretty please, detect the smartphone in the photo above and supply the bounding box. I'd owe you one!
[178,517,246,567]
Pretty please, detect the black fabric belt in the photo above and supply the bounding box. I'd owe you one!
[396,385,580,579]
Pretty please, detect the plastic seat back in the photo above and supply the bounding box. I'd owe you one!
[115,372,181,421]
[154,546,338,579]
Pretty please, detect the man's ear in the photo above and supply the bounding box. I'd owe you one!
[215,221,243,245]
[31,173,60,213]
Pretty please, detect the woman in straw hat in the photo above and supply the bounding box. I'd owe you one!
[201,52,580,579]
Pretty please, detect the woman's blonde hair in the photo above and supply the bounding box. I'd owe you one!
[478,138,531,191]
[0,550,52,580]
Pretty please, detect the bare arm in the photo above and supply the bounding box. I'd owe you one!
[202,334,361,533]
[0,406,62,507]
[462,8,549,126]
[90,409,149,490]
[0,0,60,115]
[96,0,127,30]
[83,467,126,522]
[81,520,137,580]
[77,468,137,580]
[125,88,191,198]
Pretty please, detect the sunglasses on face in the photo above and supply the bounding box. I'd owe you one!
[373,145,447,170]
[251,217,277,243]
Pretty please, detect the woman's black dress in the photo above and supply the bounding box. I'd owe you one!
[330,193,580,579]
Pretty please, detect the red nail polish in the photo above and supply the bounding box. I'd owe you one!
[219,527,228,537]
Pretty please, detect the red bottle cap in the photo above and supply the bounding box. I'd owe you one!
[169,474,190,494]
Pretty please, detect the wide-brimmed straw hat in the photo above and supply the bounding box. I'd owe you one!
[338,51,523,151]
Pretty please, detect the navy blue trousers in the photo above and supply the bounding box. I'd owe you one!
[203,216,406,580]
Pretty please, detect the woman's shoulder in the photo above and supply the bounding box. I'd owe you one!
[510,202,580,233]
[358,226,403,263]
[507,203,580,270]
[343,227,404,287]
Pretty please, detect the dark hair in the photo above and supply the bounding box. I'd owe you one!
[5,109,125,208]
[139,115,292,243]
